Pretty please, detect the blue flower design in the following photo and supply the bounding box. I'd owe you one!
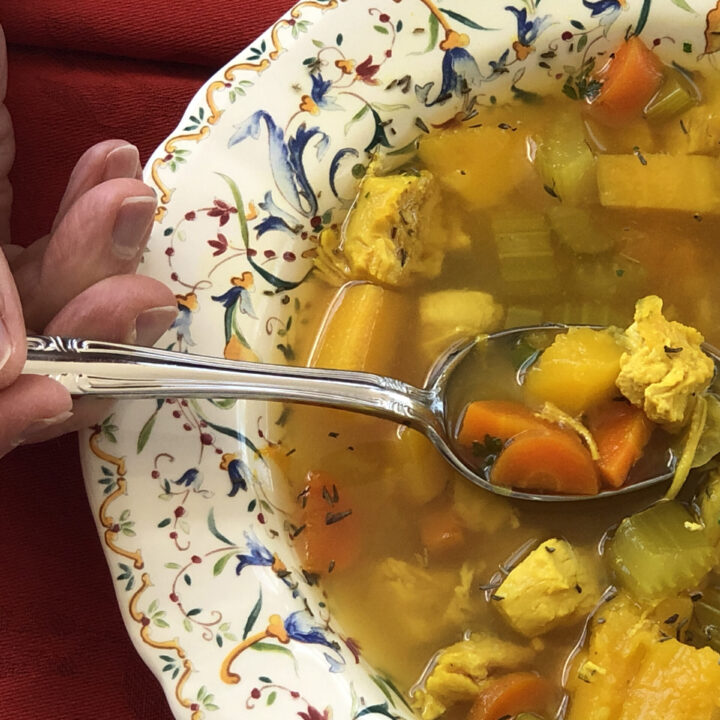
[309,73,341,111]
[173,468,201,488]
[235,531,275,574]
[219,453,249,496]
[506,6,551,46]
[284,611,339,651]
[583,0,624,16]
[416,47,481,106]
[229,111,328,219]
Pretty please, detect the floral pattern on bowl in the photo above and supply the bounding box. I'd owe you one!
[79,1,719,718]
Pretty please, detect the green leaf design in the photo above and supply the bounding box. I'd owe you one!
[425,12,439,53]
[440,8,497,31]
[671,0,696,11]
[137,409,159,453]
[250,641,295,660]
[213,551,236,576]
[633,0,652,36]
[243,590,263,639]
[208,508,236,546]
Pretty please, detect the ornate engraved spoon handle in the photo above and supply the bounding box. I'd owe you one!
[23,334,437,430]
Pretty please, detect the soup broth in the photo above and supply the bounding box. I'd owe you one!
[280,39,720,720]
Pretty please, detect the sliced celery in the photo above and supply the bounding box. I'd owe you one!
[692,395,720,469]
[607,500,715,602]
[698,471,720,546]
[688,585,720,653]
[492,211,558,299]
[534,112,597,205]
[645,66,699,123]
[549,300,625,328]
[570,255,647,303]
[548,206,614,255]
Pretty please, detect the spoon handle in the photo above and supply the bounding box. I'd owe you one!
[23,334,436,429]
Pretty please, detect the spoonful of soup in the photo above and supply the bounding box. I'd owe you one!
[22,295,716,502]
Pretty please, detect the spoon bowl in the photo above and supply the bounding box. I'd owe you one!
[23,326,680,502]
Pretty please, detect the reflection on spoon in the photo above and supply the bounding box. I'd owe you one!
[22,326,686,503]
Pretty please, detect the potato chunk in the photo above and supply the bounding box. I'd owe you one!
[524,327,624,416]
[597,154,720,213]
[493,539,603,637]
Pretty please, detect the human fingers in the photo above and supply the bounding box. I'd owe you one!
[19,273,178,441]
[0,240,26,388]
[52,139,143,231]
[0,375,72,458]
[0,25,15,245]
[13,177,157,330]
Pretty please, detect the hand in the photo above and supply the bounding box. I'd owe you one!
[0,26,177,457]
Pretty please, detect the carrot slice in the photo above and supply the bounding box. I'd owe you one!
[490,428,600,495]
[296,470,360,574]
[468,671,554,720]
[587,400,654,488]
[419,503,465,557]
[457,400,551,447]
[589,35,664,126]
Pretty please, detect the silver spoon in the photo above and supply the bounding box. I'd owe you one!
[22,327,676,502]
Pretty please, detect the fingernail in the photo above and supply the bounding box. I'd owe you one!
[104,144,141,181]
[112,195,157,259]
[16,410,74,445]
[132,306,178,346]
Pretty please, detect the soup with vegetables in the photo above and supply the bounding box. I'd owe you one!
[280,36,720,720]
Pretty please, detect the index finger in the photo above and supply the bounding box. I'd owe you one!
[0,248,26,388]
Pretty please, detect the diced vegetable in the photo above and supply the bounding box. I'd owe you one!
[550,300,627,328]
[309,282,405,375]
[569,255,647,303]
[419,503,466,557]
[297,470,361,574]
[418,125,532,210]
[586,400,654,488]
[467,672,553,720]
[534,112,597,205]
[547,206,613,255]
[418,289,503,361]
[589,36,664,126]
[597,154,720,214]
[491,210,558,299]
[386,426,451,506]
[457,399,551,447]
[606,500,715,601]
[491,429,600,495]
[523,327,624,417]
[645,66,699,122]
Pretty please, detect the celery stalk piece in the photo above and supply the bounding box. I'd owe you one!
[645,66,699,123]
[570,255,647,303]
[549,300,626,327]
[534,112,597,206]
[548,206,615,255]
[491,210,559,299]
[607,500,715,602]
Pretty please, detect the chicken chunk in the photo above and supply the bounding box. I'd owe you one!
[493,538,603,637]
[411,633,535,720]
[616,295,714,429]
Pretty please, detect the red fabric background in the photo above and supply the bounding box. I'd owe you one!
[0,1,293,717]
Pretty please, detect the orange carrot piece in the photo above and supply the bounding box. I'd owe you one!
[587,400,654,488]
[457,400,551,447]
[468,671,554,720]
[490,429,600,496]
[297,470,360,574]
[590,35,664,126]
[419,504,465,557]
